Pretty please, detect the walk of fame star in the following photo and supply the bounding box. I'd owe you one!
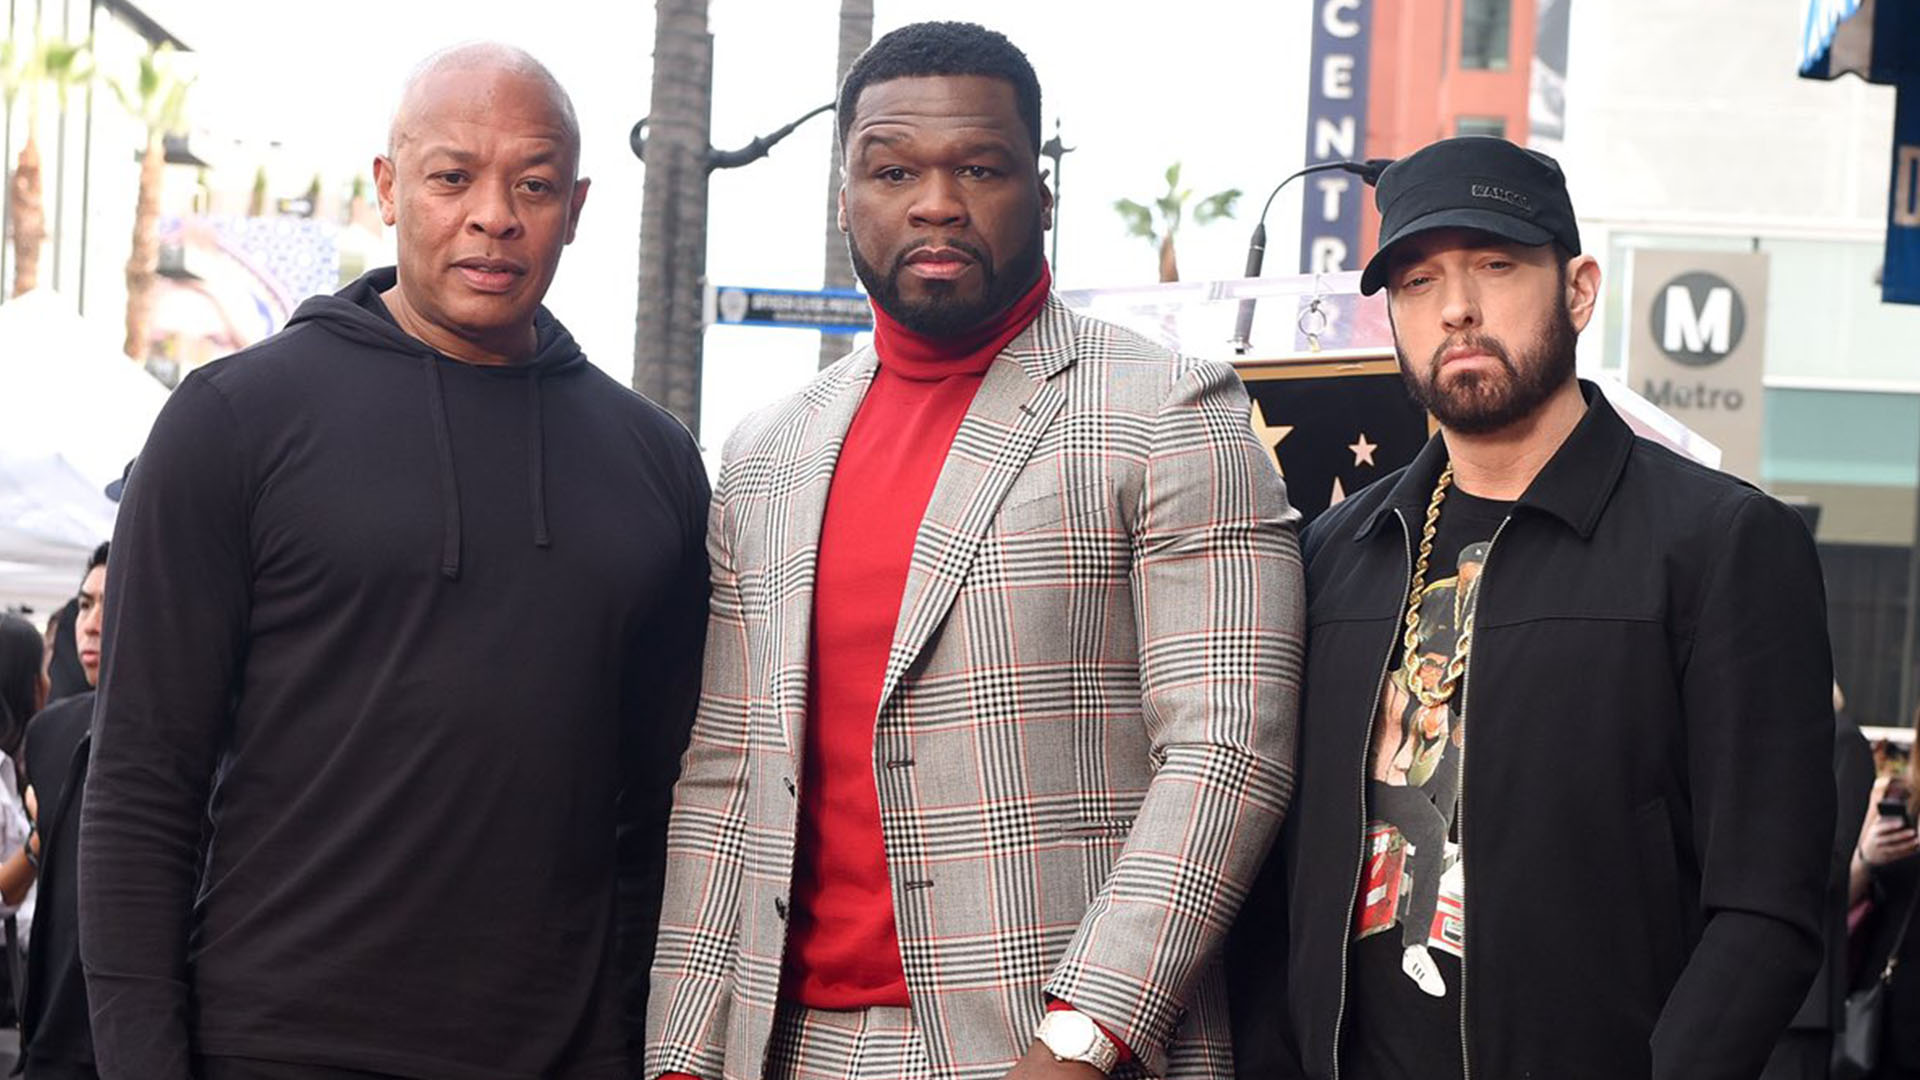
[1249,400,1293,473]
[1349,433,1378,467]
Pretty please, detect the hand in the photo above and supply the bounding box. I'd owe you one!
[1860,776,1920,868]
[1000,1040,1108,1080]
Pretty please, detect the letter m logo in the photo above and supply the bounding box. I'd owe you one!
[1663,284,1733,354]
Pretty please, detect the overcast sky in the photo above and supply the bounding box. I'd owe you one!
[142,0,1312,444]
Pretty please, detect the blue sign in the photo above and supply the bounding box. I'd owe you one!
[1800,0,1866,78]
[706,285,873,332]
[1887,82,1920,306]
[1800,0,1920,82]
[1298,0,1373,275]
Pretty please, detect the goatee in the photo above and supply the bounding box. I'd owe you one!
[1397,299,1578,436]
[848,230,1044,338]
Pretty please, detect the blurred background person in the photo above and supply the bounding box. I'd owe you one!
[18,542,109,1080]
[1848,704,1920,1080]
[0,612,47,1071]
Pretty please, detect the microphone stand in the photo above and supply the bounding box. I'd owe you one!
[1231,158,1392,355]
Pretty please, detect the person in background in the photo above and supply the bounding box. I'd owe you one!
[0,610,46,1068]
[18,542,108,1079]
[1849,706,1920,1079]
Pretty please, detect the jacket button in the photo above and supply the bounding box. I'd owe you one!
[782,776,796,796]
[774,897,789,920]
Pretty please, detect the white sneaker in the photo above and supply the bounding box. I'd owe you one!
[1402,944,1447,997]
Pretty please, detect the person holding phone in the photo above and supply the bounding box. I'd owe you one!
[1849,710,1920,1079]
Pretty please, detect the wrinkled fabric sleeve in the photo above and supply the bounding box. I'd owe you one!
[645,448,753,1080]
[80,375,253,1080]
[1043,360,1305,1076]
[620,442,713,1071]
[1651,493,1834,1080]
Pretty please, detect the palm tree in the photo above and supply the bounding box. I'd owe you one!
[1113,162,1240,283]
[109,43,193,362]
[817,0,872,370]
[632,0,714,436]
[2,37,92,297]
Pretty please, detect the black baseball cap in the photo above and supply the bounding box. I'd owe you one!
[1359,136,1580,296]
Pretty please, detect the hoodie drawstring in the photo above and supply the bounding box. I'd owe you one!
[422,355,463,580]
[529,373,551,549]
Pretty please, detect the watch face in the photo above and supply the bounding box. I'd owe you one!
[1048,1010,1100,1056]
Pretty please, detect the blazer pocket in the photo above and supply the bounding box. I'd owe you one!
[1060,817,1137,839]
[997,481,1110,536]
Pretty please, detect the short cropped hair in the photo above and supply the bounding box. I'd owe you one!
[85,541,109,578]
[836,21,1043,155]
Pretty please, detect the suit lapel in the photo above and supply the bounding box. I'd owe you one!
[770,349,877,763]
[875,296,1078,713]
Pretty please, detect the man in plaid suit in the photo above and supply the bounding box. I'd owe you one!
[646,22,1303,1080]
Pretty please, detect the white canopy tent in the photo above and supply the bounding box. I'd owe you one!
[0,291,168,616]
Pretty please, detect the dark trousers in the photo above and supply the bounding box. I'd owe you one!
[20,1059,100,1080]
[195,1059,407,1080]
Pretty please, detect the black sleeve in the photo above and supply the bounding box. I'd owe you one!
[1650,493,1835,1080]
[79,375,252,1080]
[1835,723,1875,865]
[616,442,712,1071]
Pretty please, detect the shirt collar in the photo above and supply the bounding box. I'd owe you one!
[1358,380,1635,541]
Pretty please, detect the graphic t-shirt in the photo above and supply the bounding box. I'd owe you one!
[1343,487,1510,1080]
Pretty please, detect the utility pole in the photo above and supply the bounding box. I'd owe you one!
[633,0,714,437]
[1040,120,1073,276]
[817,0,873,370]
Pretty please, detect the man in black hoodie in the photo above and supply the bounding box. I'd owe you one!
[80,44,710,1080]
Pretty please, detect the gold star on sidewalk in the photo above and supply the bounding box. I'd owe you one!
[1349,432,1378,468]
[1250,400,1293,473]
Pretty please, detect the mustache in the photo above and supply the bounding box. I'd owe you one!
[1427,331,1516,377]
[890,238,990,275]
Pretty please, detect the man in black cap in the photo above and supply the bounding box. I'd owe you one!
[1229,136,1835,1079]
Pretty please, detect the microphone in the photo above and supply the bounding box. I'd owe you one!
[1230,158,1392,355]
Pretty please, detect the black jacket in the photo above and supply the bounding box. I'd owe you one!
[20,691,94,1076]
[1232,384,1835,1080]
[82,270,711,1080]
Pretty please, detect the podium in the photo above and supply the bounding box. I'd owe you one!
[1059,271,1720,527]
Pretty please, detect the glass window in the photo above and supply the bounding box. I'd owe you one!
[1461,0,1512,71]
[1455,115,1506,138]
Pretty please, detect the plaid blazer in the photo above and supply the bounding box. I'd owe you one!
[646,295,1304,1079]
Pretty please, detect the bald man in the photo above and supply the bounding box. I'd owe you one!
[80,45,710,1080]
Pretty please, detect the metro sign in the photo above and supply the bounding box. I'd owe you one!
[1650,271,1746,366]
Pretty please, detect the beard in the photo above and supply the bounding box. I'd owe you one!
[848,226,1045,338]
[1396,296,1579,436]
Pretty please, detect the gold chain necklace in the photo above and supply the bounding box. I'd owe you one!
[1398,462,1474,707]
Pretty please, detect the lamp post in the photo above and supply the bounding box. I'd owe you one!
[1040,120,1073,275]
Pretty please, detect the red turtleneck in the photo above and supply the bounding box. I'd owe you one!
[781,266,1051,1009]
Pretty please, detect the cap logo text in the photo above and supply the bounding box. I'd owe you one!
[1470,184,1532,211]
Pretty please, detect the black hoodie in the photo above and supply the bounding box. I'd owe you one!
[80,269,711,1080]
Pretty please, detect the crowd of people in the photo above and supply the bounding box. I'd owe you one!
[2,16,1917,1080]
